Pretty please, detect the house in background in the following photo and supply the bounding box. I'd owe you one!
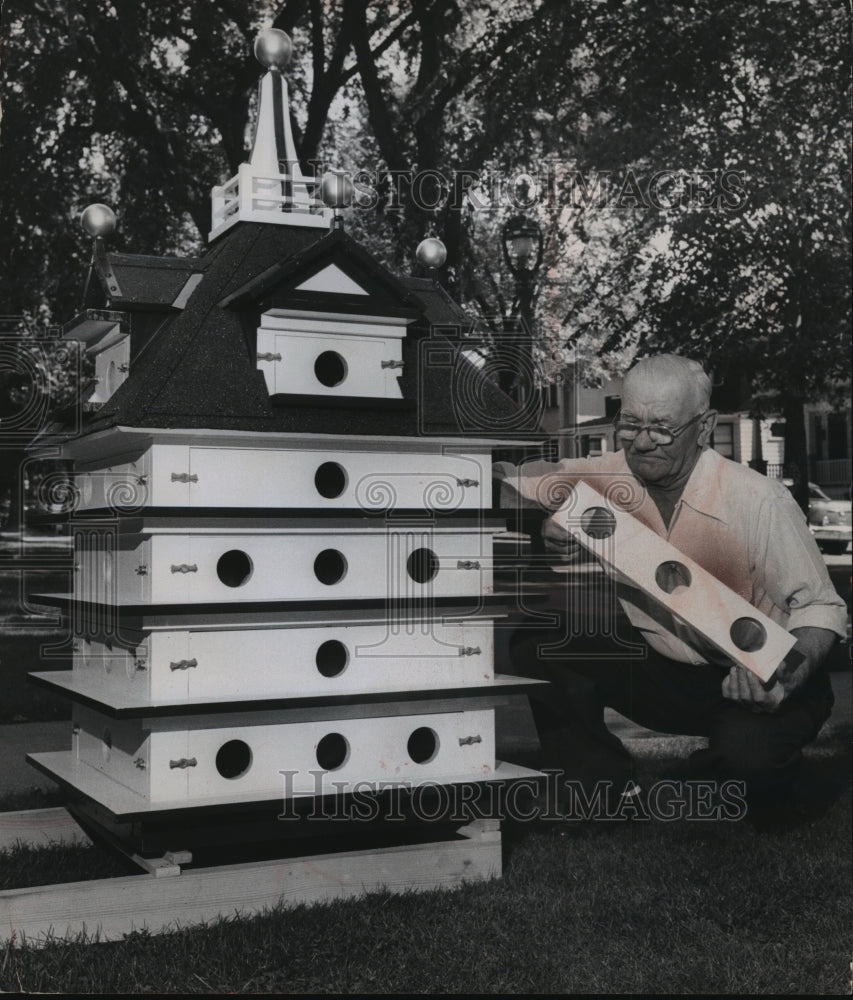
[805,397,853,499]
[539,365,851,498]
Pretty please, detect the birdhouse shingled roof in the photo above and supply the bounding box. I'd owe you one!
[66,220,518,439]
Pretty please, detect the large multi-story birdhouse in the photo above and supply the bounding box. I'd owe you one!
[24,28,544,885]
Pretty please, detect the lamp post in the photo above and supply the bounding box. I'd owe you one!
[500,214,543,403]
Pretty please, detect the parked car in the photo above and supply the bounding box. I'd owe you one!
[784,480,851,555]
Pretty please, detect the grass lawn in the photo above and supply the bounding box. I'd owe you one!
[0,727,850,995]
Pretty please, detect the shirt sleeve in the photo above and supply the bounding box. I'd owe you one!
[493,456,599,511]
[754,489,848,638]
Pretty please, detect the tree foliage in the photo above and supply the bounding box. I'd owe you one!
[0,0,849,447]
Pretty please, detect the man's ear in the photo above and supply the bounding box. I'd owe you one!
[698,409,718,446]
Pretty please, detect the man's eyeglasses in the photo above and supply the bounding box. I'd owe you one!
[613,410,707,446]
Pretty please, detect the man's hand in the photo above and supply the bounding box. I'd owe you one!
[721,626,838,712]
[542,513,583,562]
[722,666,786,713]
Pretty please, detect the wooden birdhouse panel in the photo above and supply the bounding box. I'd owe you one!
[256,328,404,399]
[88,335,131,406]
[73,531,152,605]
[75,528,496,606]
[561,481,797,681]
[183,709,496,802]
[73,443,490,512]
[71,619,495,703]
[187,446,489,511]
[73,633,188,702]
[75,444,191,511]
[72,705,496,804]
[74,705,189,800]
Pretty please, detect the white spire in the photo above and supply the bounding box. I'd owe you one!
[209,28,330,241]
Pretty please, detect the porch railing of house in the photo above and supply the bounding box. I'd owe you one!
[812,458,852,486]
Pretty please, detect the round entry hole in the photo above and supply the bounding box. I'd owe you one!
[580,506,617,539]
[315,461,347,499]
[314,549,347,585]
[730,617,767,652]
[216,739,252,779]
[315,351,347,387]
[407,727,439,764]
[407,547,439,584]
[316,732,349,771]
[316,639,349,678]
[654,560,692,594]
[217,549,253,588]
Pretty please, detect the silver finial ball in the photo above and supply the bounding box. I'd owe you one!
[416,237,447,269]
[254,28,292,70]
[320,171,354,209]
[80,204,116,239]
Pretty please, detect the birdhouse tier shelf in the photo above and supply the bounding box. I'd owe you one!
[56,522,502,606]
[51,429,522,515]
[30,692,526,808]
[28,610,520,711]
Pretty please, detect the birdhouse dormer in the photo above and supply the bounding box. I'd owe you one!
[209,29,331,240]
[222,229,421,404]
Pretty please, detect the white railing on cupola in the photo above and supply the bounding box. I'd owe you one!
[210,164,331,239]
[208,30,333,241]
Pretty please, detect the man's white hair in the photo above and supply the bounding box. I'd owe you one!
[624,354,712,413]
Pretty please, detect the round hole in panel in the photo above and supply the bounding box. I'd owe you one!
[216,739,253,779]
[407,547,439,584]
[315,461,347,500]
[316,639,349,678]
[217,549,253,587]
[314,549,347,585]
[654,560,693,594]
[316,732,349,771]
[407,727,439,764]
[314,351,347,388]
[730,617,767,652]
[580,506,617,539]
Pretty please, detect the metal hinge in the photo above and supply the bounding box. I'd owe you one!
[133,757,147,770]
[118,363,130,373]
[134,659,147,672]
[458,646,482,657]
[459,735,482,746]
[170,564,198,574]
[136,474,148,485]
[455,478,480,488]
[257,352,282,362]
[456,560,481,570]
[381,360,404,369]
[169,757,198,770]
[135,565,148,576]
[171,472,198,484]
[169,658,198,671]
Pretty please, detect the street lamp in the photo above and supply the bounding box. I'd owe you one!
[500,214,543,403]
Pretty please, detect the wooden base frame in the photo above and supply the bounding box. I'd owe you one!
[0,807,501,945]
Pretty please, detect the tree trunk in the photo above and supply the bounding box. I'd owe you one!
[782,397,809,513]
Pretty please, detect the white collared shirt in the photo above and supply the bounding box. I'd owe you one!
[496,448,848,665]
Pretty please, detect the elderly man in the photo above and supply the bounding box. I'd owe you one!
[496,354,847,825]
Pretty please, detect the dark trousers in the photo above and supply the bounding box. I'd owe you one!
[511,625,835,811]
